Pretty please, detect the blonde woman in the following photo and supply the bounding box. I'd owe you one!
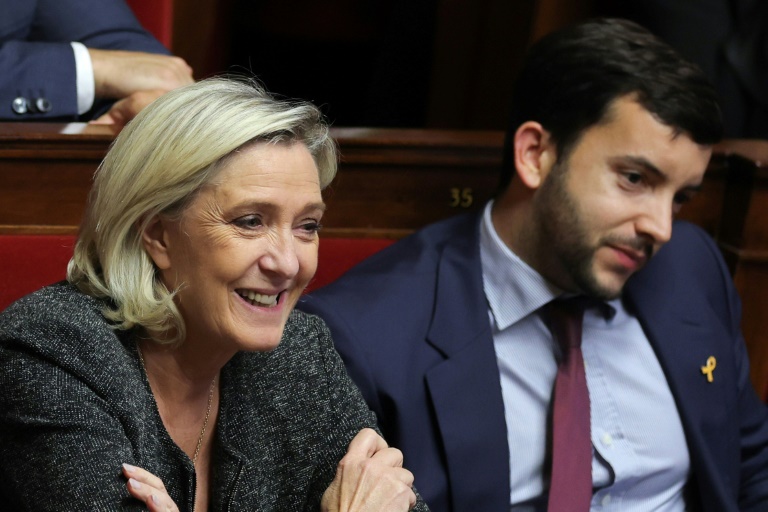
[0,78,426,512]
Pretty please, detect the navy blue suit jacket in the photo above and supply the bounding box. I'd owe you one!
[0,0,168,120]
[299,212,768,512]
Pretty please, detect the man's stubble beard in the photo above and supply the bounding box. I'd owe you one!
[530,162,651,301]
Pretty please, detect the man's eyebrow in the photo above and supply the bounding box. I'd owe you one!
[615,155,665,178]
[680,182,703,194]
[614,155,703,192]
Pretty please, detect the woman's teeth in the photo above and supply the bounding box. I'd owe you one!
[237,290,278,307]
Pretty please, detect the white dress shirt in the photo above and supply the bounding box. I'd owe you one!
[70,42,95,115]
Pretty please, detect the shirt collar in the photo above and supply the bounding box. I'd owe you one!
[479,201,562,331]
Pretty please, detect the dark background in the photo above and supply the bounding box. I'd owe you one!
[171,0,767,137]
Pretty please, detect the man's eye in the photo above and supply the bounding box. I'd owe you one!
[623,171,643,184]
[233,215,262,229]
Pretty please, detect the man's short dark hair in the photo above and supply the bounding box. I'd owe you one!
[499,18,723,191]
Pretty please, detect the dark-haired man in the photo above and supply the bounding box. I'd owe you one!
[299,18,768,512]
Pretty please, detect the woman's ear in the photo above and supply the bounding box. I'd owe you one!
[141,215,173,270]
[513,121,556,190]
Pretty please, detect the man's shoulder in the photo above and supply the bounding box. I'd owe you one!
[298,213,483,341]
[641,221,725,279]
[317,212,479,290]
[628,220,734,312]
[0,3,35,41]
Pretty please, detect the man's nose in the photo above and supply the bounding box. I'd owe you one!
[636,199,673,246]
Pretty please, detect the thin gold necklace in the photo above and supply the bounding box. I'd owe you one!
[136,344,217,464]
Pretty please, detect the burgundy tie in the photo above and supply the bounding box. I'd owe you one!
[546,298,592,512]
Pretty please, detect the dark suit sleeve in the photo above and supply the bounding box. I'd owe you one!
[0,0,169,120]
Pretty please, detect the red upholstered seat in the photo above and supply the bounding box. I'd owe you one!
[0,235,394,312]
[0,235,76,311]
[310,238,395,291]
[126,0,174,48]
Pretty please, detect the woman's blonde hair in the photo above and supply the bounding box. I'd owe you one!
[67,77,337,343]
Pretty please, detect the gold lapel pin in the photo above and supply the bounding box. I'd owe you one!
[701,356,717,383]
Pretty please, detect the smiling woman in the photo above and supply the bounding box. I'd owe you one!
[0,78,426,512]
[142,142,326,355]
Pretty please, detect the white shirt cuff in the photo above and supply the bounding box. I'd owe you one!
[70,42,95,115]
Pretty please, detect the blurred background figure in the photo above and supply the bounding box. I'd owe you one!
[604,0,768,138]
[0,0,193,125]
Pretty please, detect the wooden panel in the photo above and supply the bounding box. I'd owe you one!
[172,0,233,77]
[0,124,503,237]
[529,0,597,42]
[712,140,768,393]
[427,0,537,129]
[326,128,502,237]
[0,123,117,232]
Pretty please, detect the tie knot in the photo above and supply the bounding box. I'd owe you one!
[546,297,591,351]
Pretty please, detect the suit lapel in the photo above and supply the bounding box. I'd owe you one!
[625,265,736,511]
[424,218,510,512]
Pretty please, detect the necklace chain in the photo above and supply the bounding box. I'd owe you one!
[136,344,216,465]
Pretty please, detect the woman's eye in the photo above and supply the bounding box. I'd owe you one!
[299,222,322,234]
[233,215,262,229]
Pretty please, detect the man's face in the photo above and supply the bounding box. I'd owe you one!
[527,97,712,299]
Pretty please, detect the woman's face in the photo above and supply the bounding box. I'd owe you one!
[146,141,324,353]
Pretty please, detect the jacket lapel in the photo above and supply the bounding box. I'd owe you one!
[424,218,510,512]
[625,265,737,512]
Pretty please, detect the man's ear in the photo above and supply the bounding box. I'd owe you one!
[141,215,173,271]
[513,121,557,190]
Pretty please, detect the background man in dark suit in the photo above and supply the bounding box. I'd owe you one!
[0,0,193,124]
[299,18,768,512]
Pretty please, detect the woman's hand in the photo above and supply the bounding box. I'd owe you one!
[122,463,180,512]
[321,428,417,512]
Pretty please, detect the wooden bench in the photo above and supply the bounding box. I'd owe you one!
[1,122,767,397]
[0,123,501,237]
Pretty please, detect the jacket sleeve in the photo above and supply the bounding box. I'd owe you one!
[0,339,147,510]
[0,0,169,120]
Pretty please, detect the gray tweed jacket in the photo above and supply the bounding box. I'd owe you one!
[0,282,428,511]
